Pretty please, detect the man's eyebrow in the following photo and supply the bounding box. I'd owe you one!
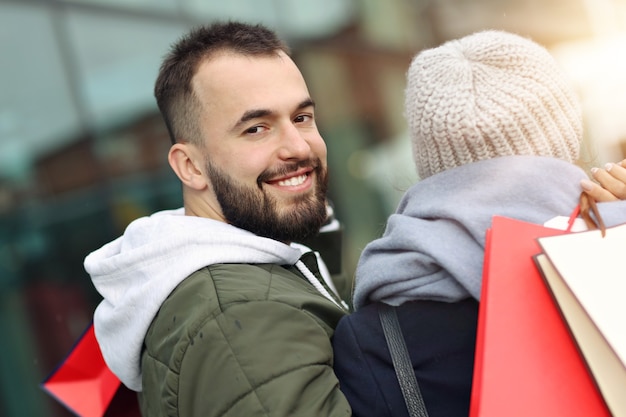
[231,98,316,133]
[298,98,316,111]
[232,109,272,132]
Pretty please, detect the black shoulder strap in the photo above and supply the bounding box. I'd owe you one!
[378,303,429,417]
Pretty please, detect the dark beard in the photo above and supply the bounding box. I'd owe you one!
[205,158,328,242]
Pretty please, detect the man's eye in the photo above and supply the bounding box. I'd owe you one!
[294,114,312,123]
[245,126,264,134]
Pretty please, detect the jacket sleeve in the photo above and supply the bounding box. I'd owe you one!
[177,299,352,417]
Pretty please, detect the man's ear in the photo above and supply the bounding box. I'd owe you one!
[168,143,208,190]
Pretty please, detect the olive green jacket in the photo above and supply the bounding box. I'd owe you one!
[138,257,351,416]
[84,208,351,416]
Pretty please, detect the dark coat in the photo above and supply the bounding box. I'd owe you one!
[332,299,478,417]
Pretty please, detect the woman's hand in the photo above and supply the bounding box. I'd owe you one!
[581,159,626,202]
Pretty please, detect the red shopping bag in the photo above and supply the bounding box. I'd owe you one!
[469,216,610,417]
[41,323,140,417]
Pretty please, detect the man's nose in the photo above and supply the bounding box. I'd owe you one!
[277,124,311,160]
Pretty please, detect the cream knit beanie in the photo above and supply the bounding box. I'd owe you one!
[405,30,582,180]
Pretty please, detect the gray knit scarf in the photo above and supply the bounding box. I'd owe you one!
[353,155,588,310]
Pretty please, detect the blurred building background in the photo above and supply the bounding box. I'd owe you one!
[2,0,626,415]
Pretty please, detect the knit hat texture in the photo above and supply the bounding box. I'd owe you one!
[405,30,582,180]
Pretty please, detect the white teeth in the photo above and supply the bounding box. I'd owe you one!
[278,174,306,186]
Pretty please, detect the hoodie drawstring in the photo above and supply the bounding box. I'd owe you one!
[295,260,349,311]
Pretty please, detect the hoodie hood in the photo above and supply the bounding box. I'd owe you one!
[353,156,590,310]
[84,208,306,391]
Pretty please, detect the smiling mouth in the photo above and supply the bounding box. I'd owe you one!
[259,160,318,188]
[277,174,307,187]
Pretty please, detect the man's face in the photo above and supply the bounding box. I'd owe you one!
[192,51,329,242]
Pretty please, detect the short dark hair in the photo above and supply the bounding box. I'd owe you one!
[154,21,291,145]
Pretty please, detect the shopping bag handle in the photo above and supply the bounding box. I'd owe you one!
[568,192,606,236]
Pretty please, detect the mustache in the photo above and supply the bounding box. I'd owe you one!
[256,158,321,187]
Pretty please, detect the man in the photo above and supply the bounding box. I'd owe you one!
[84,21,351,416]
